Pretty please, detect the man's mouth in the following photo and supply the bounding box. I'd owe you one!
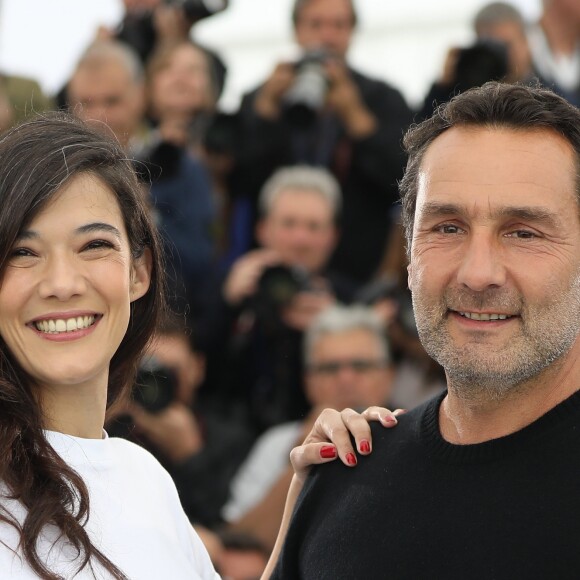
[33,315,98,334]
[457,311,515,321]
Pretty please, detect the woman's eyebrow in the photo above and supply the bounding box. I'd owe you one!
[74,222,122,239]
[16,222,122,242]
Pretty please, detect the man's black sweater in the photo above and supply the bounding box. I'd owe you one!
[273,389,580,579]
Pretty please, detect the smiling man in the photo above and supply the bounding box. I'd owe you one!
[271,82,580,579]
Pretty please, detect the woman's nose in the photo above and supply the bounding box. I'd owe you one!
[37,253,87,300]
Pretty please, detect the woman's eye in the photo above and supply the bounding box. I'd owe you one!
[84,239,115,251]
[10,247,35,258]
[506,230,537,239]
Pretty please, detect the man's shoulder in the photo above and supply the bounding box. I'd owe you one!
[307,394,440,487]
[366,395,438,457]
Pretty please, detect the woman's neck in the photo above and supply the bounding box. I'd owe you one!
[39,382,107,439]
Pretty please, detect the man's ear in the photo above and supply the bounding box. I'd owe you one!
[407,263,413,292]
[130,248,152,302]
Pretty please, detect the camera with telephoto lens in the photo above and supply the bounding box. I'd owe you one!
[134,355,178,413]
[283,48,332,127]
[162,0,229,21]
[255,265,313,319]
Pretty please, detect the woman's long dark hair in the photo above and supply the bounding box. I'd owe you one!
[0,112,167,579]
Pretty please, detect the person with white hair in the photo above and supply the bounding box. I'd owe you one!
[222,304,394,551]
[197,165,358,435]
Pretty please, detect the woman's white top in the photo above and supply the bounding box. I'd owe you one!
[0,430,220,579]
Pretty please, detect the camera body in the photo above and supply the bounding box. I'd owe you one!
[283,49,332,127]
[256,264,312,310]
[453,39,509,92]
[134,355,178,413]
[252,264,314,328]
[163,0,228,21]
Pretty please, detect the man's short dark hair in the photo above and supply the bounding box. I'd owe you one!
[399,81,580,251]
[291,0,358,27]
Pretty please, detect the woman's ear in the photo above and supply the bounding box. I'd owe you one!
[130,248,152,302]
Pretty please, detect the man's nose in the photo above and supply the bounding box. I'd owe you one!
[38,253,87,301]
[456,232,506,291]
[334,362,359,384]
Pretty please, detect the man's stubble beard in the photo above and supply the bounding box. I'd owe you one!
[411,274,580,403]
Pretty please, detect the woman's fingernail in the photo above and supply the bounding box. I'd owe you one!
[346,452,357,466]
[359,440,371,453]
[383,415,398,425]
[320,445,337,459]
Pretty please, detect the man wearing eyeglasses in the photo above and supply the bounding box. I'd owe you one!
[221,305,393,550]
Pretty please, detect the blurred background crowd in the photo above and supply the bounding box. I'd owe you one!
[0,0,577,578]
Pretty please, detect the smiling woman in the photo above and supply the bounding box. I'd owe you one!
[0,112,220,578]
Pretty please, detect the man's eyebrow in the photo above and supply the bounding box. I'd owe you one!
[418,202,562,227]
[16,222,123,241]
[492,206,561,227]
[419,202,462,218]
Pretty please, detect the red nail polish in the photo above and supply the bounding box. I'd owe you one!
[360,440,370,453]
[346,452,357,466]
[320,445,337,459]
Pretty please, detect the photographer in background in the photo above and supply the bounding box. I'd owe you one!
[106,315,253,529]
[105,0,228,67]
[419,2,535,120]
[197,166,358,436]
[474,2,535,84]
[231,0,412,288]
[221,305,395,551]
[418,39,509,119]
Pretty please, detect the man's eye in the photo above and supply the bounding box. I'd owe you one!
[436,224,462,234]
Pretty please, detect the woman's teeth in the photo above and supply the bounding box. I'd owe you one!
[34,315,96,334]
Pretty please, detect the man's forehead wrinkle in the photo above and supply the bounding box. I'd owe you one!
[426,178,557,187]
[417,199,563,225]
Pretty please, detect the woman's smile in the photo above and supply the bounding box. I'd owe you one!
[28,311,102,341]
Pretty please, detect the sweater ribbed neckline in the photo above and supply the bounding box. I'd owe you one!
[420,387,580,464]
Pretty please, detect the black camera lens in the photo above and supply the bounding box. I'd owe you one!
[134,356,178,413]
[257,265,311,308]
